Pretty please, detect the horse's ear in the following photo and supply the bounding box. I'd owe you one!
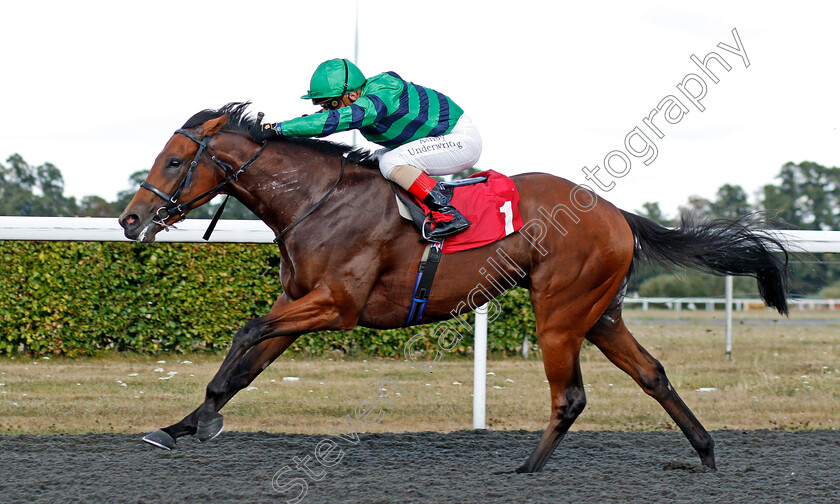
[199,114,229,136]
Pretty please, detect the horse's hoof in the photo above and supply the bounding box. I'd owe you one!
[142,429,176,450]
[702,458,718,471]
[196,415,224,443]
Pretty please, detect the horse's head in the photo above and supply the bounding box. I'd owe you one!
[119,114,234,242]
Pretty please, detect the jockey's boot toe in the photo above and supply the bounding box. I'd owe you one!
[422,183,472,239]
[427,213,471,239]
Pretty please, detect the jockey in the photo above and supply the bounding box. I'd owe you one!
[250,58,482,239]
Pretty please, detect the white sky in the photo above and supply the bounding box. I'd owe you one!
[2,1,838,217]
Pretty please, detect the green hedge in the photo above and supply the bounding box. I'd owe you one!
[0,241,536,357]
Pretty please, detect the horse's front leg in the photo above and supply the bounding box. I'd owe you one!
[148,333,301,447]
[142,286,358,449]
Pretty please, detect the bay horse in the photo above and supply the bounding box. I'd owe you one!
[119,102,789,473]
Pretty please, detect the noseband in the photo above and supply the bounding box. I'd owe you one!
[140,128,266,232]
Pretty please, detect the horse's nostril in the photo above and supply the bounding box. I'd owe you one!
[123,214,138,227]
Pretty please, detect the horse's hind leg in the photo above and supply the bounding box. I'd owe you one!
[585,310,716,470]
[515,324,587,473]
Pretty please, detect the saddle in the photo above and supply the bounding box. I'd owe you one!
[391,170,523,254]
[395,170,524,325]
[392,176,487,238]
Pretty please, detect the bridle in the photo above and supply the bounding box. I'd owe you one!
[138,126,345,243]
[140,128,266,235]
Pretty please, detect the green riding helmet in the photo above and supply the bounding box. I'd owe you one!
[301,58,366,100]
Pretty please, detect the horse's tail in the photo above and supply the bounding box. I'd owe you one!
[620,210,790,315]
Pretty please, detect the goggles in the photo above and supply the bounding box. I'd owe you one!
[312,96,344,110]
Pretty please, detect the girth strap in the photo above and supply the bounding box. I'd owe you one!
[405,241,443,326]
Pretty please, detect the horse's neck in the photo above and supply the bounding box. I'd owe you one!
[227,141,386,238]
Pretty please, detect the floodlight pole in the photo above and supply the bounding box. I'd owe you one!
[352,0,359,147]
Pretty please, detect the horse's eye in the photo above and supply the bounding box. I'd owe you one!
[167,159,182,169]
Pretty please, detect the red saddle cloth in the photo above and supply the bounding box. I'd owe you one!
[419,170,524,254]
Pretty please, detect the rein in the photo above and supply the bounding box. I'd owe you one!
[140,128,267,239]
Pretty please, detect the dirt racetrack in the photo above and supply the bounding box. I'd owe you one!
[2,429,838,503]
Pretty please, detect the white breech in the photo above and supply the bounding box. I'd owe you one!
[377,115,483,179]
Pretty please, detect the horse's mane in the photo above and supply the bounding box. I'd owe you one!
[182,102,378,167]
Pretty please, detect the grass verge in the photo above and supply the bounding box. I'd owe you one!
[1,309,838,435]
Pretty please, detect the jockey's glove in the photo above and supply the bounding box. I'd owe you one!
[250,122,282,142]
